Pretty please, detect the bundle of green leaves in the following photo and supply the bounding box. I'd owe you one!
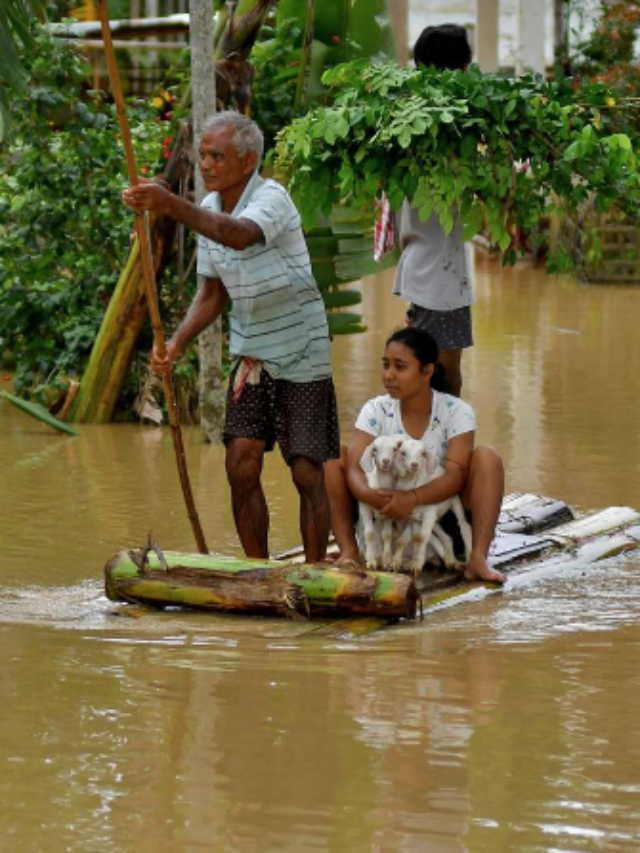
[276,60,640,268]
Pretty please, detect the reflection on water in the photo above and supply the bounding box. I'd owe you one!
[1,254,640,852]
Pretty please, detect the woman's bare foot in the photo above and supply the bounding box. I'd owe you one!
[464,554,506,584]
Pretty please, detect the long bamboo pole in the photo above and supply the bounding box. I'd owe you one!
[98,0,209,555]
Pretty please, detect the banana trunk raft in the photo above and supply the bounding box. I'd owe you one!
[104,552,419,619]
[104,494,640,621]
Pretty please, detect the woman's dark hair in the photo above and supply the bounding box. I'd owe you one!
[413,24,472,71]
[385,327,450,393]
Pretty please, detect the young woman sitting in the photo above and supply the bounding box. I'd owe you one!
[325,326,507,583]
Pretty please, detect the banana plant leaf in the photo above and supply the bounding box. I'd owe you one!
[321,288,362,309]
[0,390,79,436]
[306,203,398,332]
[327,312,366,335]
[276,0,395,70]
[0,0,49,138]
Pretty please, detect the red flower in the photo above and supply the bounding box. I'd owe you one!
[331,35,341,43]
[2,375,10,381]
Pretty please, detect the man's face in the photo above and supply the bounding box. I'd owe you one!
[199,125,256,199]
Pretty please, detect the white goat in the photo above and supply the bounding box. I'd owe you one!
[358,434,404,570]
[390,437,473,576]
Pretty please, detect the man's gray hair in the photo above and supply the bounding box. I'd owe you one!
[202,111,264,165]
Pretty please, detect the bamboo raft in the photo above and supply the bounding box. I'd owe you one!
[104,493,640,621]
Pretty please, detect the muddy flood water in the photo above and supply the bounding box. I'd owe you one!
[1,253,640,853]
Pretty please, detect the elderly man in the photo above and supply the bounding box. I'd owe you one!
[123,111,339,563]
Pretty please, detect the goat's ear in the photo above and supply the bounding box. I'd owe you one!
[360,444,375,473]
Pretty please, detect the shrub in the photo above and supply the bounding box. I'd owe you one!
[0,23,169,400]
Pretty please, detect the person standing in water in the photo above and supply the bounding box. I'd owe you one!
[123,112,340,563]
[393,24,475,397]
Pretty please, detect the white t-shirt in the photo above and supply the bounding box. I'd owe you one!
[392,201,475,311]
[355,390,477,467]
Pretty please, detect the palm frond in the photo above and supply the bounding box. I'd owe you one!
[0,0,48,137]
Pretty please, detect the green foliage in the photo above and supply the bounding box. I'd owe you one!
[556,2,640,277]
[0,24,170,399]
[252,0,396,157]
[572,1,639,71]
[276,61,640,270]
[248,19,305,156]
[569,1,640,138]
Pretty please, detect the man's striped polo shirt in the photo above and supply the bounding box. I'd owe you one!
[197,172,332,383]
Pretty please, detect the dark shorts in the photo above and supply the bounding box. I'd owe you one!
[407,304,474,351]
[223,365,341,464]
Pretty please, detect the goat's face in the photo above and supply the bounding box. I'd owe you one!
[394,438,428,477]
[372,443,394,472]
[360,435,403,475]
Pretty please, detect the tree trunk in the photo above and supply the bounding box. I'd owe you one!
[105,549,419,619]
[553,0,570,74]
[387,0,409,63]
[190,0,226,443]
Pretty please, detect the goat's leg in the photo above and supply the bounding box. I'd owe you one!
[431,522,458,568]
[449,497,473,562]
[379,518,394,570]
[409,508,438,576]
[359,505,381,569]
[390,519,412,572]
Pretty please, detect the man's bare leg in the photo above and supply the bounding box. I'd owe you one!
[225,437,269,558]
[324,448,361,563]
[290,456,331,563]
[439,348,463,397]
[463,445,506,584]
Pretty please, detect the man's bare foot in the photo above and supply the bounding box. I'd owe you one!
[322,551,367,577]
[464,554,506,584]
[325,549,361,565]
